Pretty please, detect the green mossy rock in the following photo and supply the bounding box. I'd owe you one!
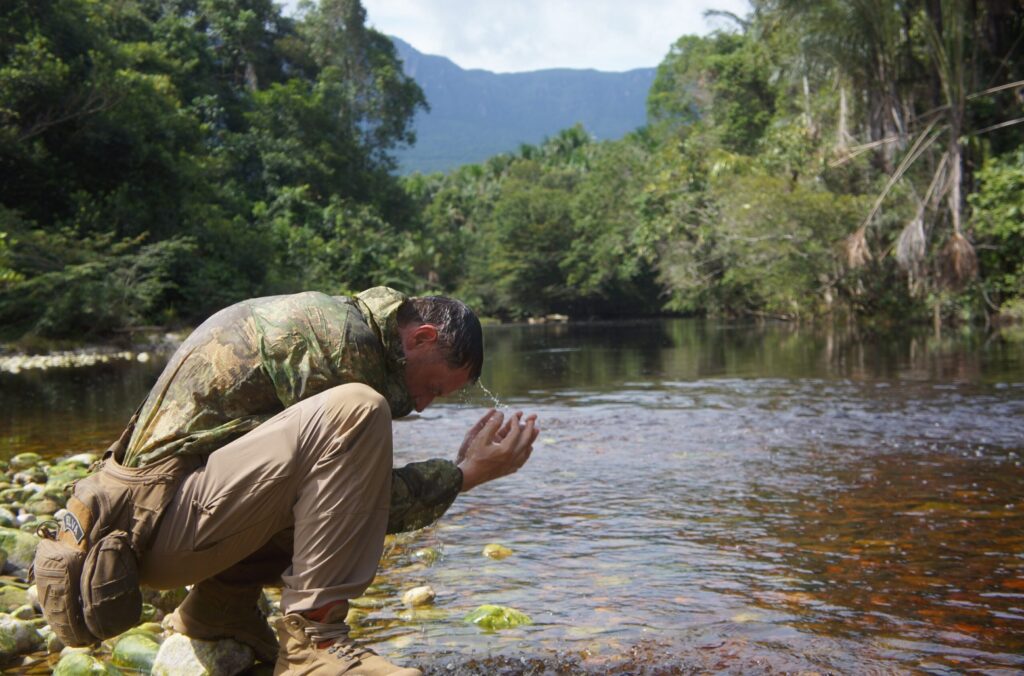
[11,604,34,619]
[23,494,62,515]
[53,652,123,675]
[344,608,368,626]
[0,613,43,653]
[125,623,165,638]
[0,488,26,504]
[45,627,64,654]
[47,465,89,488]
[0,629,15,664]
[8,454,42,471]
[482,543,514,560]
[0,587,29,612]
[463,604,532,631]
[59,453,99,468]
[13,467,47,484]
[112,633,160,673]
[0,527,40,573]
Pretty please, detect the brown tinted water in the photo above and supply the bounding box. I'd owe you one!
[2,320,1023,674]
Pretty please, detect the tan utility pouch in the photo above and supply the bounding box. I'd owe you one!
[81,530,141,638]
[34,441,199,646]
[33,537,94,645]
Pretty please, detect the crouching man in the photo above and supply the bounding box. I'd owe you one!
[113,287,537,675]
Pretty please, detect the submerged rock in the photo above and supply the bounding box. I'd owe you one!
[412,547,440,565]
[482,543,514,560]
[0,527,40,574]
[401,585,436,607]
[463,605,532,631]
[397,607,448,623]
[349,596,386,609]
[52,652,122,675]
[151,634,254,676]
[344,608,368,626]
[112,632,161,672]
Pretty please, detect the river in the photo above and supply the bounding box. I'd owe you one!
[2,319,1023,674]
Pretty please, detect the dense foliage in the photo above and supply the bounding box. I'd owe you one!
[0,0,424,339]
[409,0,1024,324]
[1,0,1022,339]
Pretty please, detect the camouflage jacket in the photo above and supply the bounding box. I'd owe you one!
[122,287,462,533]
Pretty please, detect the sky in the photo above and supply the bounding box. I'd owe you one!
[282,1,752,73]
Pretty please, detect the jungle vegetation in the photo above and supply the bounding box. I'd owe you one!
[1,0,1022,340]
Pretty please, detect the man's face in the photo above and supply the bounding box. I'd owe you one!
[401,324,473,412]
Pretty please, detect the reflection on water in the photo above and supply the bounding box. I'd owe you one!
[2,320,1023,673]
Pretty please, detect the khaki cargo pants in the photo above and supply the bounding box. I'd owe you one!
[138,383,392,613]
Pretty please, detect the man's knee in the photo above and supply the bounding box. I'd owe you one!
[318,383,389,422]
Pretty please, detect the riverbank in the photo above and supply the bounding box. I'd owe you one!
[0,331,186,375]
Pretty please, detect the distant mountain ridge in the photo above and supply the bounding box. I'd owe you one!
[390,38,656,174]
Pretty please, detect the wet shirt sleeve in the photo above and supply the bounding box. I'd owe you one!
[387,459,463,534]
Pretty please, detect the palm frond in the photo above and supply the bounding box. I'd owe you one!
[844,226,871,269]
[856,119,943,231]
[895,217,926,272]
[940,232,978,288]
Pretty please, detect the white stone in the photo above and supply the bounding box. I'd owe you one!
[401,585,436,607]
[151,634,254,676]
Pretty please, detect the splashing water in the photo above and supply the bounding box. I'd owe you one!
[476,381,503,410]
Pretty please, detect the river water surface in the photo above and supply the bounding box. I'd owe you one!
[2,320,1023,674]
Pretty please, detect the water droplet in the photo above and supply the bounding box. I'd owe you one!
[477,382,503,409]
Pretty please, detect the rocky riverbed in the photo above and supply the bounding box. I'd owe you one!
[0,451,534,675]
[0,450,267,674]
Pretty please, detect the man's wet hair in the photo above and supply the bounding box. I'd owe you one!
[398,296,484,381]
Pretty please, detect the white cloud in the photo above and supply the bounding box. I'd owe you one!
[282,0,751,73]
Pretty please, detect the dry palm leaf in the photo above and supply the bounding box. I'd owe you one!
[895,217,926,272]
[844,226,872,269]
[940,231,977,288]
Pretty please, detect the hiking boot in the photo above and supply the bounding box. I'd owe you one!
[274,613,421,675]
[167,579,278,663]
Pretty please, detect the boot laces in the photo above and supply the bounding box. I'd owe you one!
[326,641,375,659]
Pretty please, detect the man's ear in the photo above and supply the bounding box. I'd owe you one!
[406,324,439,349]
[414,324,439,346]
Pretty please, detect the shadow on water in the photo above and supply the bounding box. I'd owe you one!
[2,319,1023,673]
